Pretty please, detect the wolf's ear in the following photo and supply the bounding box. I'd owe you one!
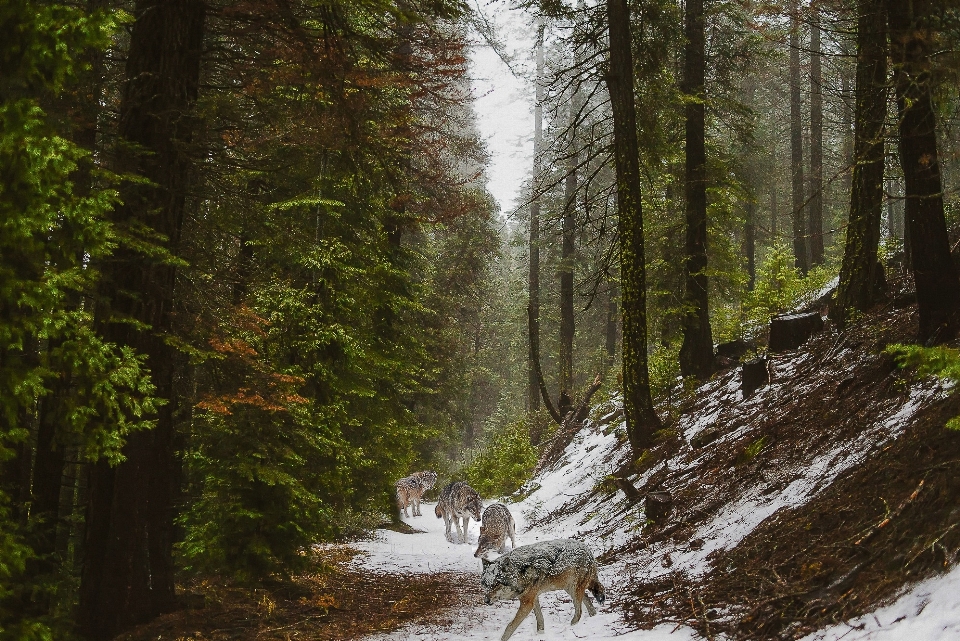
[481,557,492,569]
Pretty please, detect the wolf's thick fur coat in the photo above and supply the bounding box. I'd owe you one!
[434,481,482,543]
[474,503,516,558]
[395,470,437,517]
[480,538,606,641]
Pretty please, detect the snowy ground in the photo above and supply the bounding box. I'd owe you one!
[352,496,698,641]
[800,565,960,641]
[349,368,960,640]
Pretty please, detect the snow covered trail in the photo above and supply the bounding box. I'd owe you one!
[345,376,960,641]
[350,498,699,641]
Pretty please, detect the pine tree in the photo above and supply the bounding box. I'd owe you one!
[834,0,887,320]
[605,0,662,453]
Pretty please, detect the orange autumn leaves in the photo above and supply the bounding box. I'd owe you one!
[196,307,308,416]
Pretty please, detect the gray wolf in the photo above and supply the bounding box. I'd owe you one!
[395,470,437,517]
[474,503,516,558]
[434,481,482,543]
[480,538,606,641]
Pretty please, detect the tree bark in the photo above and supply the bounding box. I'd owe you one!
[560,82,579,396]
[606,281,618,366]
[79,2,205,638]
[809,4,824,266]
[889,0,960,342]
[679,0,714,380]
[605,0,662,453]
[790,0,809,274]
[528,305,562,425]
[770,181,778,239]
[528,22,545,413]
[833,0,887,321]
[746,199,757,291]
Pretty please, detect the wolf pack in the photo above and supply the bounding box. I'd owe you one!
[395,471,606,641]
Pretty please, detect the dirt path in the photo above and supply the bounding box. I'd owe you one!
[116,545,480,641]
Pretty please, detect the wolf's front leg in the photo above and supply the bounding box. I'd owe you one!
[501,594,536,641]
[444,514,454,542]
[533,595,545,631]
[453,516,464,544]
[412,496,420,516]
[583,594,597,617]
[569,587,583,624]
[460,517,470,543]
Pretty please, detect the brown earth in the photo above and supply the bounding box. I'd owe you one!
[611,286,960,639]
[117,545,479,641]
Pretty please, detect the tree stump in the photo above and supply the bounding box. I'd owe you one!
[716,339,753,369]
[741,356,770,397]
[873,259,888,298]
[691,425,722,449]
[768,312,824,353]
[645,491,673,522]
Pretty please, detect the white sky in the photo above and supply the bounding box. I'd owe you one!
[467,2,536,219]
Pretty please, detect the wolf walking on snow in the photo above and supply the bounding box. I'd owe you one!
[395,470,437,517]
[434,481,482,543]
[480,538,606,641]
[474,503,516,558]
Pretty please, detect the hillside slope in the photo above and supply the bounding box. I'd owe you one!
[516,302,960,640]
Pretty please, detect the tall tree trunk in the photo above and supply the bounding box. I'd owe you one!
[528,22,545,414]
[606,282,618,366]
[842,57,855,193]
[746,198,757,291]
[833,0,887,321]
[559,87,579,396]
[605,0,662,453]
[886,176,895,239]
[28,0,109,602]
[770,181,778,239]
[790,0,809,274]
[29,390,66,567]
[679,0,714,380]
[889,0,960,342]
[809,3,824,266]
[79,2,205,638]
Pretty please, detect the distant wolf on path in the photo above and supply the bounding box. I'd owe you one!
[474,503,516,558]
[395,470,437,517]
[480,538,606,641]
[434,481,482,543]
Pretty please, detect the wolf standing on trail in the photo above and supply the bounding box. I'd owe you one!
[480,538,605,641]
[434,481,482,543]
[474,503,516,557]
[395,470,437,517]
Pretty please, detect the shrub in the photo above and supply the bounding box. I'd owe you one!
[887,344,960,430]
[462,419,538,498]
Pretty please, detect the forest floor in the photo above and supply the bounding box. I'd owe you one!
[121,291,960,641]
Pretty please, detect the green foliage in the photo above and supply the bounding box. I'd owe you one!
[175,1,499,582]
[462,419,538,498]
[713,243,838,343]
[0,1,158,636]
[741,436,768,462]
[887,344,960,430]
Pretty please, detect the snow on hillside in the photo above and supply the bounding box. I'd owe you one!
[801,563,960,640]
[352,340,959,640]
